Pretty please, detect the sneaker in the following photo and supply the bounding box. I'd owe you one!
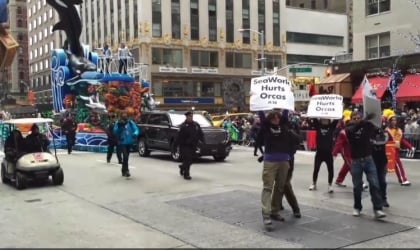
[106,159,110,163]
[335,182,347,187]
[263,217,274,231]
[401,181,411,186]
[184,175,192,180]
[328,185,334,193]
[383,200,390,208]
[374,210,386,219]
[125,172,131,178]
[353,209,361,217]
[309,184,316,191]
[270,214,285,221]
[293,210,302,218]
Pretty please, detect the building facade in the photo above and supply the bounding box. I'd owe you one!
[353,0,419,61]
[80,0,288,113]
[26,0,62,109]
[286,0,347,13]
[0,0,29,104]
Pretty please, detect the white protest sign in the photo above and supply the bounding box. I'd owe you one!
[307,94,343,119]
[362,76,382,127]
[250,75,295,111]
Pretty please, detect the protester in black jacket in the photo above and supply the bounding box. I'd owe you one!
[106,115,122,164]
[174,111,204,180]
[256,110,300,231]
[309,119,339,193]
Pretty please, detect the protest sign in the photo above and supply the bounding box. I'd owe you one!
[307,94,343,119]
[362,76,382,127]
[249,75,295,111]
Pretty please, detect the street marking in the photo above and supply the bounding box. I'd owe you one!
[96,159,136,169]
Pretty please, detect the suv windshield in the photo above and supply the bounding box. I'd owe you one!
[169,114,213,128]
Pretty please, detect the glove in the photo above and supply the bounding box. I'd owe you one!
[412,147,416,152]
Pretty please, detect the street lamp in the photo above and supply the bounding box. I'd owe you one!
[238,28,265,75]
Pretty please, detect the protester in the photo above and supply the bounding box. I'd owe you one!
[372,127,390,207]
[118,43,132,74]
[61,117,77,154]
[113,111,139,177]
[174,111,204,180]
[256,110,300,231]
[106,114,122,164]
[309,118,339,193]
[346,112,386,219]
[250,118,263,156]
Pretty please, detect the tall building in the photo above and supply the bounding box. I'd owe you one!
[26,0,62,110]
[0,0,30,105]
[353,0,419,61]
[81,0,287,112]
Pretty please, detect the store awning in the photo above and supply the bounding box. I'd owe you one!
[396,74,420,102]
[351,77,389,104]
[319,73,350,84]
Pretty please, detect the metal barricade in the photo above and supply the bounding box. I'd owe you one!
[401,133,420,159]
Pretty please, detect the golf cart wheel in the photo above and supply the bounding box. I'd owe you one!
[52,168,64,185]
[1,163,9,184]
[15,173,26,190]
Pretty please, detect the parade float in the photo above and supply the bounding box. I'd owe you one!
[47,0,155,152]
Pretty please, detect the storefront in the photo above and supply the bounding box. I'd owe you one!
[317,73,355,101]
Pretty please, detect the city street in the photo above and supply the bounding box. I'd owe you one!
[0,146,419,248]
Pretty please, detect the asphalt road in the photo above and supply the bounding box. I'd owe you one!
[0,147,419,248]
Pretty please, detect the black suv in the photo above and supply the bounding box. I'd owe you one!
[137,111,232,162]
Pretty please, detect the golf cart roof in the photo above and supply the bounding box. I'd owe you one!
[3,118,54,124]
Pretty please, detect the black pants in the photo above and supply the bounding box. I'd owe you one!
[65,134,76,153]
[120,145,131,174]
[107,142,122,163]
[254,142,263,156]
[373,157,387,201]
[180,146,194,177]
[313,150,334,184]
[119,59,127,74]
[274,157,300,212]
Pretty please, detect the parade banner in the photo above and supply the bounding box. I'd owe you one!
[250,75,295,111]
[306,94,343,119]
[362,76,382,127]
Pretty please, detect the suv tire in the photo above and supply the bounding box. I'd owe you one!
[171,144,182,162]
[138,138,151,157]
[213,155,227,162]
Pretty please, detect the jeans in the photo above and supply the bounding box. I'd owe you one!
[180,146,195,177]
[120,145,131,174]
[261,161,289,216]
[350,156,383,211]
[107,142,122,163]
[272,157,300,213]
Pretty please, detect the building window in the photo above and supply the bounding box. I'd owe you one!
[226,0,234,43]
[17,7,22,15]
[273,0,280,46]
[365,32,390,59]
[190,50,219,67]
[226,52,252,69]
[287,54,331,64]
[151,48,183,67]
[171,0,181,39]
[287,32,344,46]
[258,54,282,70]
[133,1,138,38]
[17,19,23,28]
[258,0,265,36]
[162,81,196,97]
[242,0,250,44]
[208,0,217,42]
[366,0,390,16]
[190,0,199,40]
[152,0,162,38]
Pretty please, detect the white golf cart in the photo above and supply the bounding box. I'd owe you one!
[0,118,64,190]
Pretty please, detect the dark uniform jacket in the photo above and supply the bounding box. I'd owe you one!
[175,121,204,147]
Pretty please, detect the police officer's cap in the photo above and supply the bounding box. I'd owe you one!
[185,111,193,116]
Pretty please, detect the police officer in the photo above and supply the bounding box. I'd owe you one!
[174,111,204,180]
